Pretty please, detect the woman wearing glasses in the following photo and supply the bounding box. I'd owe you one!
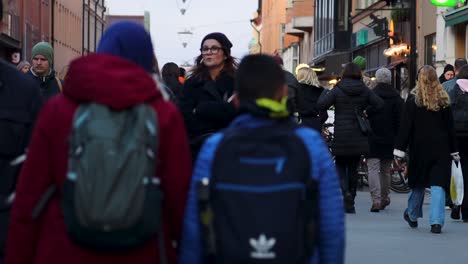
[179,32,238,160]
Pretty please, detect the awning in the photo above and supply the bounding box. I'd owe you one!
[292,16,313,32]
[0,33,20,49]
[285,22,304,37]
[445,5,468,27]
[310,51,351,80]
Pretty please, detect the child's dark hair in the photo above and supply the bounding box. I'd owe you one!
[235,54,286,100]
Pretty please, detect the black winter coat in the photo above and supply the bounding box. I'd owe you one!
[27,70,62,100]
[316,78,384,157]
[0,60,42,258]
[395,95,457,190]
[179,73,237,156]
[284,70,300,114]
[296,83,327,131]
[367,83,403,159]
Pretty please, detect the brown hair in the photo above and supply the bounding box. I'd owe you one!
[189,53,237,80]
[412,65,450,111]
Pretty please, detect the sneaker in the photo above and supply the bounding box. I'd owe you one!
[380,198,390,210]
[430,224,442,234]
[462,219,468,223]
[404,209,418,228]
[451,206,460,220]
[370,202,380,213]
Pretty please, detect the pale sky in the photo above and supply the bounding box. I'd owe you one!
[106,0,257,68]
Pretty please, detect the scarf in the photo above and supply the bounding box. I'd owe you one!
[240,97,290,119]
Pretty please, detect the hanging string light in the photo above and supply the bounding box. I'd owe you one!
[176,0,193,15]
[177,29,193,48]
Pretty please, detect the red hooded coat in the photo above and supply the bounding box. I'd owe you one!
[5,54,192,264]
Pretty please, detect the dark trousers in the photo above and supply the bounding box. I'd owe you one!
[457,137,468,219]
[335,156,360,206]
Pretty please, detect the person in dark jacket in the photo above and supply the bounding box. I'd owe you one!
[5,21,192,264]
[179,32,237,160]
[27,42,63,100]
[179,54,344,264]
[394,65,458,234]
[366,68,403,212]
[0,27,42,264]
[317,63,384,214]
[295,65,327,131]
[448,65,468,221]
[273,55,301,119]
[439,64,455,84]
[162,62,183,101]
[0,64,41,264]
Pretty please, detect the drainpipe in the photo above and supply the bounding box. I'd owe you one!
[94,0,98,51]
[82,0,85,54]
[21,0,27,60]
[51,0,55,47]
[408,0,417,90]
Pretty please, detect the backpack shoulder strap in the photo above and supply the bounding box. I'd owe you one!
[55,76,63,92]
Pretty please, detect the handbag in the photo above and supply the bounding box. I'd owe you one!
[354,108,373,136]
[337,87,373,136]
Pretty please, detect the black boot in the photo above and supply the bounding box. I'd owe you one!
[344,192,356,214]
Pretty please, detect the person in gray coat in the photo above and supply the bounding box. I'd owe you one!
[317,63,384,214]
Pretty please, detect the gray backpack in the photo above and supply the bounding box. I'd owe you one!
[35,103,166,262]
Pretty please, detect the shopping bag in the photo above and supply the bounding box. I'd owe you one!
[450,161,464,206]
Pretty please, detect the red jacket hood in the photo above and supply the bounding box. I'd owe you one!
[64,53,161,110]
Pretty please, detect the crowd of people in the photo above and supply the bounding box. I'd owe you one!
[1,0,468,261]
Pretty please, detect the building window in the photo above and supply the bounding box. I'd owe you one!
[424,33,436,66]
[292,43,299,72]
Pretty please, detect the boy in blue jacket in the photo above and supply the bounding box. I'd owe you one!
[179,54,344,264]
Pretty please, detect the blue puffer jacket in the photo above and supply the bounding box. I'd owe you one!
[179,114,345,264]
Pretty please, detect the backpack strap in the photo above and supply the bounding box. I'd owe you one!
[55,76,63,92]
[197,178,217,261]
[31,184,57,220]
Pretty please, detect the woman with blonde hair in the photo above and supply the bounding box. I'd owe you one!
[394,65,459,234]
[295,65,327,131]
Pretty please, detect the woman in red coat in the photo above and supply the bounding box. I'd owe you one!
[5,22,192,264]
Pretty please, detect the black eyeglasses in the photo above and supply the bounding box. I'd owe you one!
[200,46,222,54]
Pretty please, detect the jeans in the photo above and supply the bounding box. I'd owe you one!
[407,186,445,226]
[367,158,392,203]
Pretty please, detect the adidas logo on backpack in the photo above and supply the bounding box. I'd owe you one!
[250,234,276,259]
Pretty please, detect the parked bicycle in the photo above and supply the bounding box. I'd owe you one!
[323,122,410,193]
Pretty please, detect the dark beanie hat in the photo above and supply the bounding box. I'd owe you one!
[201,32,233,55]
[97,21,154,72]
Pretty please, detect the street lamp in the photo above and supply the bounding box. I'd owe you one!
[250,9,262,53]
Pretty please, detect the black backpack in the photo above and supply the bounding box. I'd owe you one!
[197,121,318,264]
[453,87,468,136]
[33,103,167,263]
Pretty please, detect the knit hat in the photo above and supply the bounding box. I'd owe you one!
[353,56,367,70]
[97,21,154,73]
[32,42,54,65]
[16,61,30,71]
[201,32,233,56]
[375,68,392,84]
